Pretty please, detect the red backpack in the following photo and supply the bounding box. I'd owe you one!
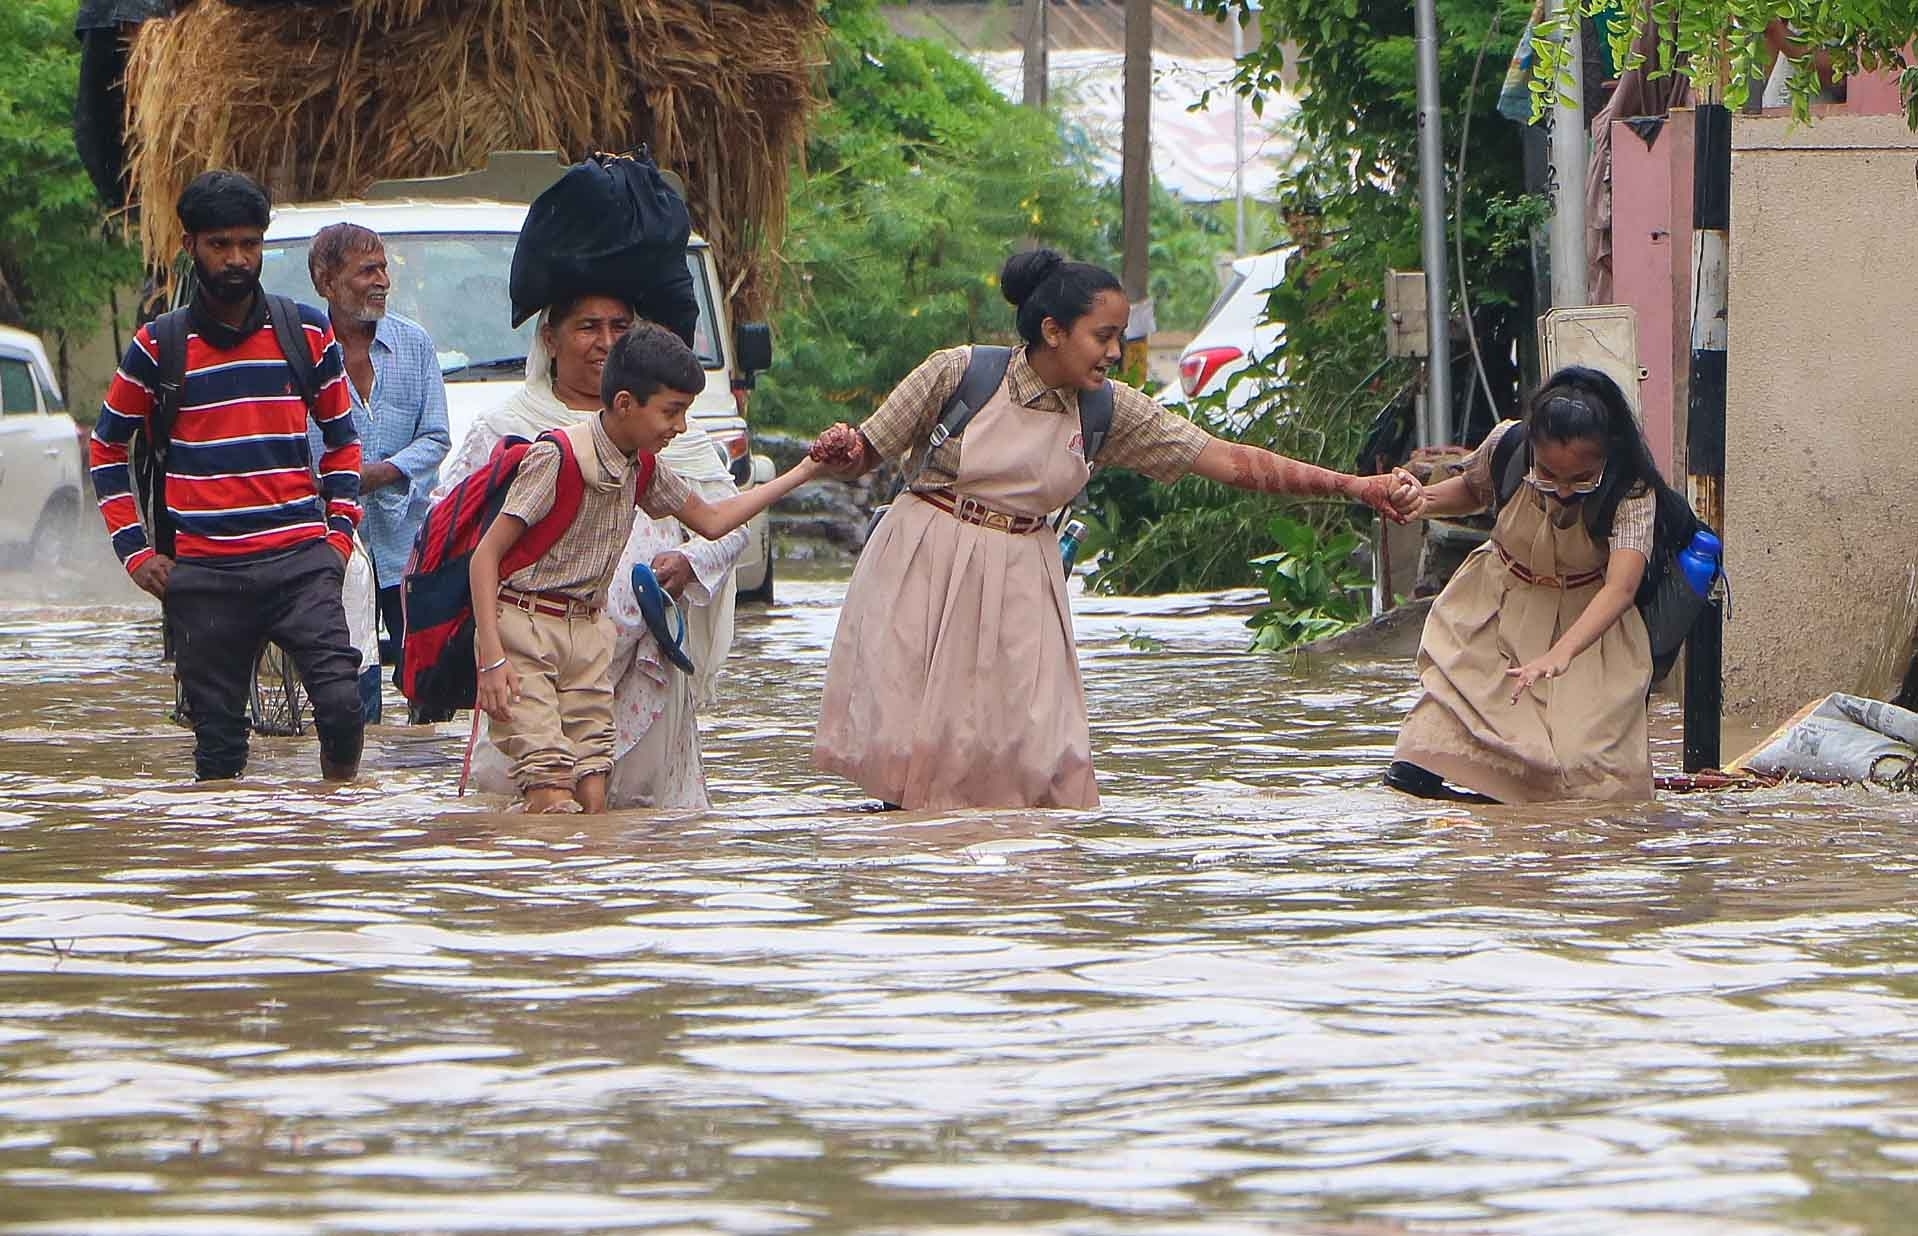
[400,428,656,723]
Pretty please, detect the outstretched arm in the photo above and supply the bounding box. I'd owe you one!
[1415,474,1488,519]
[1189,439,1425,523]
[675,456,825,542]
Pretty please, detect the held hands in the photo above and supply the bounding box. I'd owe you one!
[476,660,521,723]
[1345,468,1426,524]
[808,423,868,479]
[131,554,175,600]
[1506,653,1570,703]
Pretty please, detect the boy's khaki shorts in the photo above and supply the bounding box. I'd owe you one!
[490,604,616,791]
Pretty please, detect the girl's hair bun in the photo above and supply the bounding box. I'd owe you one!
[1000,248,1065,308]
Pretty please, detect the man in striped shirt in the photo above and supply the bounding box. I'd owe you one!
[91,170,366,782]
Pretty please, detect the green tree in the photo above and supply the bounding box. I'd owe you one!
[754,0,1228,435]
[0,0,140,377]
[1541,2,1918,119]
[1088,0,1540,602]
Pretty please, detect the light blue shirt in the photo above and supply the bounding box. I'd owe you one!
[308,312,450,584]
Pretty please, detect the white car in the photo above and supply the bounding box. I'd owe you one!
[0,324,83,569]
[253,196,780,600]
[1164,247,1293,424]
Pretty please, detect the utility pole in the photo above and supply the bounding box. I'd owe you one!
[1121,0,1153,379]
[1547,0,1588,308]
[1231,14,1246,256]
[1021,0,1048,109]
[1412,0,1449,445]
[1683,100,1731,772]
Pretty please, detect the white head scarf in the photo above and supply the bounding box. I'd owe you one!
[485,308,735,483]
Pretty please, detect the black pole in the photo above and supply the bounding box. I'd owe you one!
[1683,103,1731,772]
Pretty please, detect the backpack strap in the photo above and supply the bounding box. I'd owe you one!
[265,294,320,414]
[149,307,192,455]
[1490,421,1529,513]
[502,429,589,573]
[139,308,194,558]
[1078,380,1114,463]
[633,451,657,508]
[898,345,1015,493]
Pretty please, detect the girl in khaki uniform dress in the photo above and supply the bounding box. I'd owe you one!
[807,248,1425,811]
[1391,367,1693,804]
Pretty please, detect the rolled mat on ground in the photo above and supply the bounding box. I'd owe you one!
[121,0,824,321]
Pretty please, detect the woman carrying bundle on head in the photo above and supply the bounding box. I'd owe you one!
[806,247,1426,811]
[1389,366,1702,804]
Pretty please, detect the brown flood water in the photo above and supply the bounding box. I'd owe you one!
[0,561,1915,1235]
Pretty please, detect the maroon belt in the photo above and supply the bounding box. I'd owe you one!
[499,585,598,618]
[918,491,1048,535]
[1495,543,1605,589]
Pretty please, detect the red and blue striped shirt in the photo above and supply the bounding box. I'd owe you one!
[91,301,361,572]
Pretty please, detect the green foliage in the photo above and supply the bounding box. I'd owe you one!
[754,0,1229,435]
[1536,1,1918,122]
[1081,0,1535,612]
[0,0,139,349]
[1246,514,1368,650]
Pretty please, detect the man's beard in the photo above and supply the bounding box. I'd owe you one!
[342,290,387,323]
[194,258,260,306]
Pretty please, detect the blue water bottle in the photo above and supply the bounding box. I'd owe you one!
[1059,518,1088,574]
[1677,529,1722,597]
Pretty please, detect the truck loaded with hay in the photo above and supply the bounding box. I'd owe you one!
[79,0,823,323]
[75,0,826,600]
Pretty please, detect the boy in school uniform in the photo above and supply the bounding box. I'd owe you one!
[468,323,821,813]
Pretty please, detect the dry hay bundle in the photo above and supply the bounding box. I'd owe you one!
[125,0,824,317]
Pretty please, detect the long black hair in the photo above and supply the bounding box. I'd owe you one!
[1524,365,1701,546]
[1001,248,1124,347]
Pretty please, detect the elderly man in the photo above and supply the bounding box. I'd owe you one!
[307,222,450,722]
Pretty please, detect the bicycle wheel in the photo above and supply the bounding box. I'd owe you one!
[249,643,308,737]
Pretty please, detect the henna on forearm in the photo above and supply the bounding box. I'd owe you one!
[1197,440,1415,523]
[1221,443,1349,498]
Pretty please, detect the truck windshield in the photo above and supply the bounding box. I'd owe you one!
[259,232,725,378]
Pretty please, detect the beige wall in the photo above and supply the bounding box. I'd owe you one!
[1725,112,1918,724]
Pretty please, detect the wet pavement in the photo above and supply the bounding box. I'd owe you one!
[0,564,1914,1234]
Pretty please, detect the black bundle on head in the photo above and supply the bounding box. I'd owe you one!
[176,170,270,234]
[1000,247,1123,346]
[1526,365,1696,542]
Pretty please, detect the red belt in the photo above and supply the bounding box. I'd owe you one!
[918,491,1049,535]
[499,585,598,619]
[1495,543,1605,590]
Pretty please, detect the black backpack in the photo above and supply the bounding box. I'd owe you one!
[1489,423,1711,683]
[864,345,1115,541]
[133,294,320,557]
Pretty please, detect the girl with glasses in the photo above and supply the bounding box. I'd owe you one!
[1388,366,1695,803]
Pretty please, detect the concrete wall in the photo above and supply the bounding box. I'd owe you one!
[1724,111,1918,724]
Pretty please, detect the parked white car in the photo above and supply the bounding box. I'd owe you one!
[250,196,780,600]
[0,324,83,569]
[1163,247,1293,425]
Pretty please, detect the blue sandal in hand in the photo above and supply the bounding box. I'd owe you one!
[630,562,696,675]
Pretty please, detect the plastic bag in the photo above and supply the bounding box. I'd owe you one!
[344,536,379,674]
[1735,693,1918,785]
[508,149,698,346]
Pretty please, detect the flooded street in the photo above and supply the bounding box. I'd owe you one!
[1,566,1915,1235]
